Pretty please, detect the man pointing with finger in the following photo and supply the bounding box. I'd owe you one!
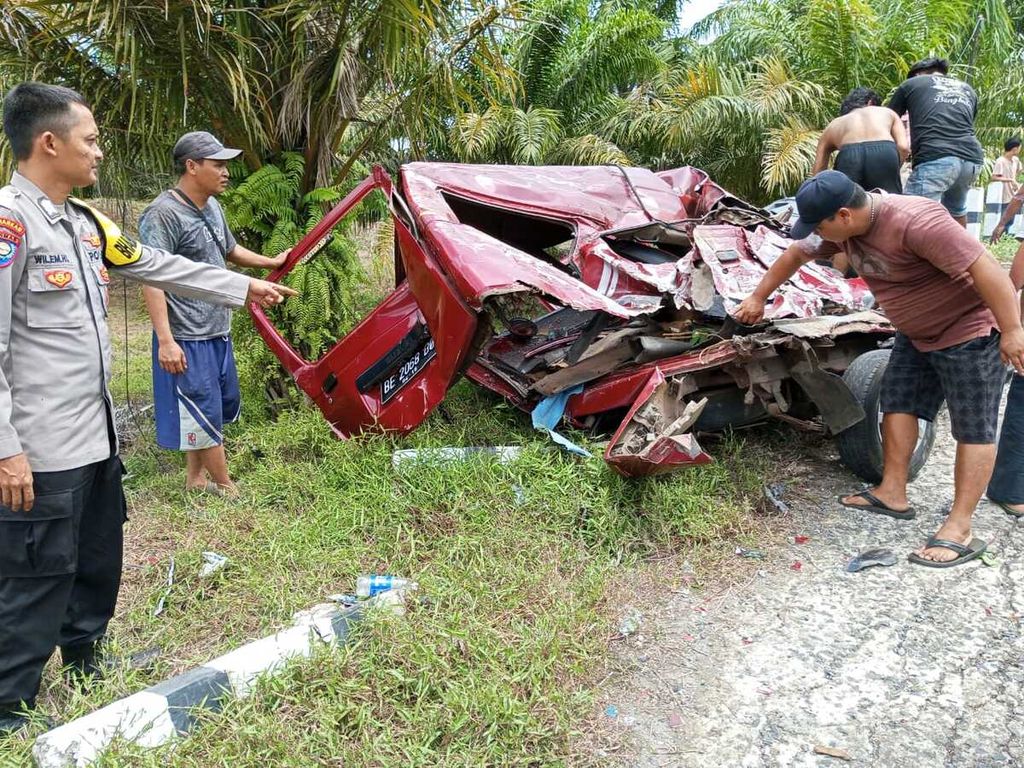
[734,170,1024,569]
[0,82,296,734]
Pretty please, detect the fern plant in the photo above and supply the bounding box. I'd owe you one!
[222,153,387,416]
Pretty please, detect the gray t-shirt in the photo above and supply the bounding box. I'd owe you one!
[138,191,238,340]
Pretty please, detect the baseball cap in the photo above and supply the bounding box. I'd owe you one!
[172,131,242,164]
[789,170,857,240]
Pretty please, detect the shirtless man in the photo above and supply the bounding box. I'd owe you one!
[812,87,909,194]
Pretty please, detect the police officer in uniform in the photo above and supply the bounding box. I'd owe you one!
[0,82,296,734]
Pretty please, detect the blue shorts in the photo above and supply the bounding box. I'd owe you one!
[153,334,240,451]
[904,157,982,218]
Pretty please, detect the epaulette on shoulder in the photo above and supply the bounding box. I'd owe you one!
[68,197,142,266]
[0,185,19,209]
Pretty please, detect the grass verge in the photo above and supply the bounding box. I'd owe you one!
[989,234,1020,265]
[4,379,767,767]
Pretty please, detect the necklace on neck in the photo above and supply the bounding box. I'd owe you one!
[868,193,878,228]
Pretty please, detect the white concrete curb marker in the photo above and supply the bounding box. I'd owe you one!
[32,591,403,767]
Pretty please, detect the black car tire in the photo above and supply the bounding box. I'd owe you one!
[836,348,937,483]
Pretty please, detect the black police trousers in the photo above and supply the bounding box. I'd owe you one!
[0,456,125,708]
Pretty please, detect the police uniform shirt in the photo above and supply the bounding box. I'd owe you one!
[0,172,251,473]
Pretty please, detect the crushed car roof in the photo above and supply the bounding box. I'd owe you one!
[400,162,871,319]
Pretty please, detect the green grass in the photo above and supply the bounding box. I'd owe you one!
[107,278,155,403]
[0,246,774,766]
[2,373,767,767]
[989,234,1021,266]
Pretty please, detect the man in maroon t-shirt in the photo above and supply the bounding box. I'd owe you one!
[735,170,1024,567]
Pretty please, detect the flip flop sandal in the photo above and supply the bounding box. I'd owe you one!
[845,547,899,573]
[907,536,988,569]
[837,489,916,520]
[991,500,1024,518]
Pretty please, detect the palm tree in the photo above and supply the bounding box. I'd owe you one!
[597,52,826,200]
[449,0,670,165]
[600,0,1021,201]
[0,1,517,196]
[3,0,1021,202]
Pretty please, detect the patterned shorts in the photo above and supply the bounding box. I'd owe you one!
[153,334,241,451]
[880,331,1006,444]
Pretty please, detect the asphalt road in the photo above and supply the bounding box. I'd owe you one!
[606,409,1024,767]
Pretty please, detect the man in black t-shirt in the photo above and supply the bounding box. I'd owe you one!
[888,57,984,227]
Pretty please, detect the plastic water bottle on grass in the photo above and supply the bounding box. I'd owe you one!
[356,575,416,598]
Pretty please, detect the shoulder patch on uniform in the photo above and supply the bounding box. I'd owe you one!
[67,197,142,267]
[0,239,16,268]
[0,215,23,268]
[0,216,25,238]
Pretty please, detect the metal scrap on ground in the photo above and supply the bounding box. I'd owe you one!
[845,548,899,573]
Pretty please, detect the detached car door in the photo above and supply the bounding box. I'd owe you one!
[249,166,479,437]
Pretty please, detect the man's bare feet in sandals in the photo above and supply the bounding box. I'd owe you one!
[839,487,915,519]
[913,516,978,565]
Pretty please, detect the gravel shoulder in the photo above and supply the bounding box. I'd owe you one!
[603,409,1024,767]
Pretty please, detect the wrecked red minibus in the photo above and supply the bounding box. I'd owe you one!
[251,163,936,480]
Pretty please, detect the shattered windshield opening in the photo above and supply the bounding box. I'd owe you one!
[440,191,577,264]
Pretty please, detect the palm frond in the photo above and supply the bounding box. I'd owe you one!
[762,118,820,194]
[549,134,631,165]
[451,107,508,162]
[509,106,563,164]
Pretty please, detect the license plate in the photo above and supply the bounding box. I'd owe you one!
[380,335,437,403]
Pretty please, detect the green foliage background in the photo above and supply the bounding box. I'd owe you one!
[5,0,1024,204]
[449,0,1024,201]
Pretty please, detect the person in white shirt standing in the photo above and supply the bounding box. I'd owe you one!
[991,136,1021,227]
